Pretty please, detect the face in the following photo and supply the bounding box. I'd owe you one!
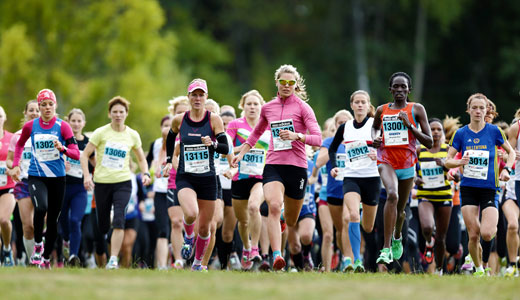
[485,103,495,123]
[350,94,370,116]
[389,76,410,101]
[161,118,172,132]
[69,113,85,134]
[221,116,234,131]
[205,103,217,114]
[39,99,56,120]
[467,98,487,121]
[276,73,297,98]
[25,103,40,121]
[109,103,128,125]
[430,121,443,142]
[243,95,261,118]
[189,90,207,110]
[335,114,349,129]
[175,104,189,115]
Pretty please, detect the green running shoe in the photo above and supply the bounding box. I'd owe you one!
[391,237,403,260]
[473,269,485,277]
[376,248,393,264]
[353,259,365,273]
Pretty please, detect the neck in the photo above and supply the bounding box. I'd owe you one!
[74,132,83,140]
[354,113,366,123]
[246,115,259,126]
[41,115,54,123]
[433,139,441,148]
[111,122,125,132]
[191,109,205,120]
[469,119,485,131]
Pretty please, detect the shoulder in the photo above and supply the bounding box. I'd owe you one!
[22,119,35,131]
[125,126,140,137]
[322,137,333,148]
[412,102,425,111]
[210,112,222,122]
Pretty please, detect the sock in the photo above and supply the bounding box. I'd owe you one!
[273,250,282,260]
[3,244,11,252]
[476,265,484,272]
[23,237,35,257]
[302,243,312,257]
[109,255,118,263]
[481,238,494,264]
[183,218,195,238]
[35,241,43,247]
[194,234,211,263]
[349,222,361,261]
[218,241,233,269]
[426,238,435,247]
[291,252,304,269]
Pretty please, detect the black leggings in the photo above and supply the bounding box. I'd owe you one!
[94,181,132,234]
[28,176,66,259]
[154,192,170,239]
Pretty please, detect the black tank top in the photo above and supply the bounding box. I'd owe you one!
[178,111,215,177]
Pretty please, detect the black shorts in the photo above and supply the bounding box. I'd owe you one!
[176,173,217,201]
[167,188,179,207]
[515,181,520,208]
[231,178,263,200]
[418,198,453,208]
[298,213,315,222]
[342,176,381,206]
[154,192,170,238]
[222,189,232,207]
[260,200,269,217]
[216,176,223,200]
[327,196,344,206]
[262,164,307,200]
[124,216,139,231]
[94,180,132,233]
[460,186,498,210]
[0,188,13,197]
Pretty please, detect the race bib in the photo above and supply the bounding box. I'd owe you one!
[0,161,7,187]
[420,161,445,189]
[270,119,294,151]
[345,141,371,169]
[319,166,328,187]
[34,134,60,162]
[464,150,489,180]
[214,152,229,176]
[183,144,210,174]
[66,150,83,178]
[335,153,347,181]
[154,177,168,192]
[240,149,265,176]
[303,185,313,206]
[383,115,408,146]
[21,140,32,179]
[101,141,128,170]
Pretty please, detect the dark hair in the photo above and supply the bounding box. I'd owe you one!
[160,115,171,126]
[220,111,236,119]
[108,96,130,112]
[428,117,443,128]
[389,72,412,89]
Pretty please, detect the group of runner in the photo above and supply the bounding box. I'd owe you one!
[0,66,519,277]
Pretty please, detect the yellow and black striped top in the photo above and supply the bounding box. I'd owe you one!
[416,144,452,201]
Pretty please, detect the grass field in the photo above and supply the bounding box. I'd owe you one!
[1,268,519,300]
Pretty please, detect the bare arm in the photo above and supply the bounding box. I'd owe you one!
[133,146,151,186]
[406,103,433,148]
[81,142,96,190]
[371,106,383,148]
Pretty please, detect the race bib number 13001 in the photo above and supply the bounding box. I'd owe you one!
[382,114,408,146]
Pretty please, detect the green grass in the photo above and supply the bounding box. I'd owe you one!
[0,268,518,300]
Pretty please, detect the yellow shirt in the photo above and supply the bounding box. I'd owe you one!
[90,124,142,184]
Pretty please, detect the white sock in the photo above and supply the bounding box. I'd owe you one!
[109,255,118,263]
[23,237,35,256]
[3,244,11,252]
[476,265,484,272]
[426,239,434,247]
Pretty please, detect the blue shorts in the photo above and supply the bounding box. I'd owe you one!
[14,180,30,200]
[395,167,415,180]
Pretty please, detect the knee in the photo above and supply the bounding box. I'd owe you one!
[481,230,495,242]
[322,230,333,243]
[468,230,480,244]
[22,224,34,235]
[289,241,301,254]
[422,225,434,238]
[248,204,259,217]
[268,201,282,216]
[0,216,10,226]
[172,219,183,231]
[300,232,313,245]
[362,223,374,234]
[507,220,519,233]
[222,231,234,243]
[386,191,398,203]
[69,216,82,229]
[349,211,360,223]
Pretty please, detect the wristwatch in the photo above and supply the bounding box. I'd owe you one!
[504,166,513,174]
[297,133,304,141]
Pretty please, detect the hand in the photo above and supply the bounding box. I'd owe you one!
[279,130,297,141]
[398,111,412,128]
[201,136,213,147]
[162,163,172,177]
[330,167,339,178]
[54,140,64,152]
[415,177,424,186]
[368,149,377,161]
[515,150,520,158]
[308,174,318,185]
[434,158,445,167]
[499,169,511,181]
[231,154,243,168]
[460,152,470,166]
[83,174,95,191]
[9,166,21,182]
[65,161,71,172]
[497,150,504,159]
[142,173,152,186]
[372,137,382,149]
[223,169,233,180]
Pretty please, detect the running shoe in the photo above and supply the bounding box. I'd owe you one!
[106,256,119,270]
[39,259,51,270]
[181,235,195,260]
[241,249,253,270]
[391,237,403,260]
[484,267,492,276]
[303,254,314,272]
[250,247,262,263]
[434,269,443,276]
[504,265,518,278]
[473,269,485,277]
[353,259,365,273]
[191,264,208,272]
[30,244,44,266]
[229,252,241,271]
[280,217,286,233]
[259,257,271,272]
[2,250,14,267]
[173,260,185,270]
[461,255,474,272]
[376,248,393,265]
[67,254,81,267]
[340,257,353,273]
[423,244,434,264]
[62,240,70,260]
[273,256,286,271]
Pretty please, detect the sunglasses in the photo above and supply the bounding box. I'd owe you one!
[278,79,296,86]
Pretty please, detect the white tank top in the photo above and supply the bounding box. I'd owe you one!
[341,117,379,178]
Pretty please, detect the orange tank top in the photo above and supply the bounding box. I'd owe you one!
[377,102,418,170]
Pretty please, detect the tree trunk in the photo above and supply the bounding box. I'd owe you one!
[413,1,427,100]
[352,0,369,92]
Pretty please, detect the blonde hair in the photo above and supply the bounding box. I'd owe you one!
[443,115,461,141]
[239,90,265,110]
[323,117,335,138]
[220,105,236,115]
[108,96,130,112]
[334,109,353,126]
[67,108,86,122]
[206,99,220,115]
[168,96,190,115]
[275,64,308,101]
[466,93,488,110]
[349,90,376,118]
